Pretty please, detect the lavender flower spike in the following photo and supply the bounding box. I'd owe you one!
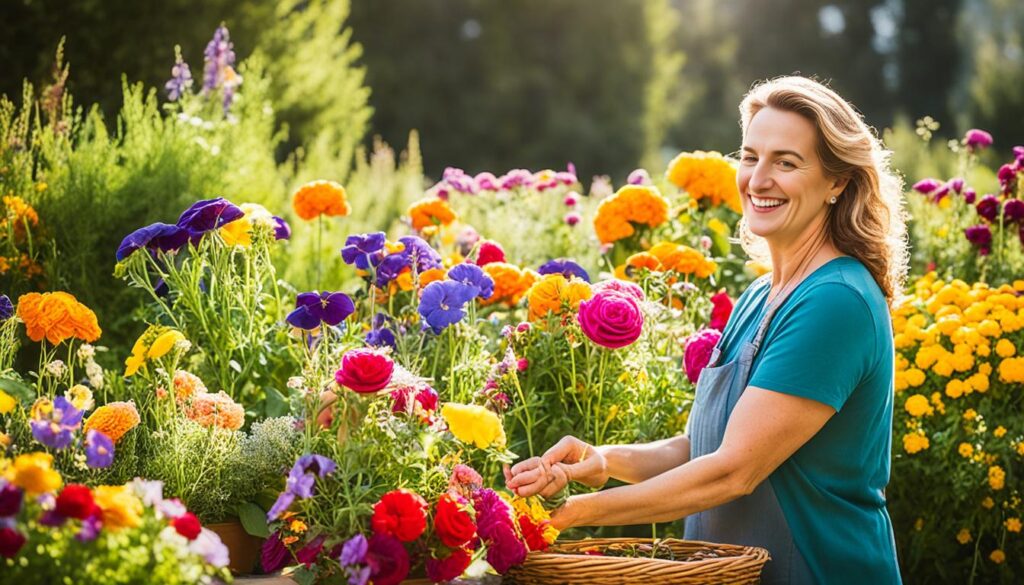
[165,46,193,101]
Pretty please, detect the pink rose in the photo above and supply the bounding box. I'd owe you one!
[591,279,645,302]
[684,328,722,384]
[335,349,394,393]
[577,290,644,349]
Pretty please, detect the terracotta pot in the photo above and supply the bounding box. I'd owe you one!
[208,519,264,575]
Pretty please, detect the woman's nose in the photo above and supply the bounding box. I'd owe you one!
[749,161,774,192]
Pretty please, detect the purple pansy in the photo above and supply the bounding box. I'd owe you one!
[176,197,244,238]
[374,236,442,288]
[341,232,387,270]
[447,263,495,299]
[286,292,355,330]
[0,295,13,322]
[30,397,84,450]
[418,281,477,334]
[116,223,190,261]
[85,430,115,468]
[538,258,591,283]
[339,534,371,585]
[273,217,291,240]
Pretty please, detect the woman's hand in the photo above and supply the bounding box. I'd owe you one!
[504,435,608,497]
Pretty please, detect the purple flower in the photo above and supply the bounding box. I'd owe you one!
[564,212,581,226]
[85,430,115,468]
[963,188,977,204]
[1004,199,1024,223]
[965,224,993,255]
[447,263,495,299]
[286,292,355,330]
[273,217,291,240]
[538,258,591,283]
[912,178,942,195]
[202,25,236,95]
[964,129,993,151]
[164,48,193,101]
[190,528,230,568]
[475,172,499,191]
[176,198,244,237]
[365,327,396,349]
[261,531,291,573]
[949,178,965,194]
[484,521,528,573]
[627,169,651,185]
[1014,146,1024,165]
[339,534,372,585]
[500,169,534,190]
[341,232,387,270]
[0,483,22,517]
[76,515,102,542]
[374,236,442,288]
[268,454,337,521]
[976,195,1001,222]
[30,397,84,450]
[418,281,477,334]
[442,167,477,194]
[0,295,13,322]
[116,223,189,261]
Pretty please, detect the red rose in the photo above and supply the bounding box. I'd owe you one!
[371,489,428,542]
[173,511,202,540]
[366,534,410,585]
[0,527,26,559]
[709,290,733,331]
[475,240,506,265]
[335,349,394,393]
[55,484,95,520]
[434,493,476,548]
[426,548,472,582]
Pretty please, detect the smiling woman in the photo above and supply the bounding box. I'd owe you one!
[506,76,908,585]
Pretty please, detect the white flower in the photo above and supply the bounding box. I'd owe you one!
[174,339,193,353]
[77,343,96,360]
[286,376,305,391]
[86,361,105,390]
[131,478,165,506]
[45,360,67,378]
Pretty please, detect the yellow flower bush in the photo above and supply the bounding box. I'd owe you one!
[440,403,506,450]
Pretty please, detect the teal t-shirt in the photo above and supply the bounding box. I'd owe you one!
[718,256,901,584]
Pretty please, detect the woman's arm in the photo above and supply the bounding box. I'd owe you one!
[597,435,691,484]
[552,386,835,530]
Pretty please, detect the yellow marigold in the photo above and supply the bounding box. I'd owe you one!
[16,292,102,345]
[441,402,506,450]
[982,496,995,509]
[593,185,670,244]
[904,394,933,417]
[93,484,143,530]
[998,357,1024,383]
[83,401,141,444]
[989,549,1005,564]
[963,409,977,421]
[220,203,277,247]
[1005,518,1022,533]
[625,252,661,274]
[956,528,972,544]
[988,465,1005,490]
[967,372,990,393]
[995,338,1016,358]
[945,379,965,399]
[292,180,350,221]
[407,197,457,231]
[1,195,40,241]
[994,426,1007,438]
[902,431,930,454]
[527,274,566,321]
[958,443,974,457]
[184,391,245,430]
[173,370,207,403]
[905,368,926,387]
[6,452,62,495]
[665,151,742,213]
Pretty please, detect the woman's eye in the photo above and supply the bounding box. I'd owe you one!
[778,160,796,169]
[742,156,757,164]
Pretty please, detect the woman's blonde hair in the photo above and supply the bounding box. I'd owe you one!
[737,76,908,305]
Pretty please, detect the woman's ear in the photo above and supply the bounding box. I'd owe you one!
[830,176,850,198]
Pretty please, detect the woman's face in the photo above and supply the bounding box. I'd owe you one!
[738,107,843,247]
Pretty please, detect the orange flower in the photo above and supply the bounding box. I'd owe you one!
[407,197,457,231]
[1,195,40,242]
[16,292,102,345]
[83,401,141,444]
[481,263,536,307]
[592,186,670,244]
[173,370,208,403]
[526,274,593,321]
[666,151,742,213]
[418,268,446,288]
[184,391,245,430]
[292,180,351,221]
[649,242,717,278]
[626,252,661,272]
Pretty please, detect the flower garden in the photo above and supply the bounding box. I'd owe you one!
[1,25,1023,585]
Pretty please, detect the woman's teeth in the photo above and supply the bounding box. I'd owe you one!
[751,196,786,209]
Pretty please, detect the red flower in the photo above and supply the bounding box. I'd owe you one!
[0,527,26,559]
[173,511,202,540]
[335,349,394,394]
[709,290,733,331]
[434,493,477,548]
[371,489,428,542]
[54,484,96,520]
[366,534,410,585]
[517,514,550,551]
[476,240,506,266]
[296,534,326,567]
[426,548,473,582]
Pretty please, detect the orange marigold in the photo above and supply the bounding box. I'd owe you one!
[481,263,535,307]
[1,195,40,242]
[593,186,670,244]
[407,197,457,231]
[17,292,102,345]
[418,267,446,288]
[649,242,717,278]
[83,401,141,444]
[292,180,351,221]
[665,151,742,213]
[184,391,245,430]
[526,274,593,321]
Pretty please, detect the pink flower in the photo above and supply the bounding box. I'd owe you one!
[912,178,942,194]
[577,290,644,349]
[964,129,993,151]
[563,193,580,207]
[390,386,438,419]
[591,279,645,302]
[564,212,581,226]
[709,291,733,331]
[426,548,473,582]
[335,349,394,393]
[475,240,506,266]
[516,358,529,372]
[684,329,721,384]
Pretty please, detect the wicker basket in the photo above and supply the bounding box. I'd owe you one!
[506,538,770,585]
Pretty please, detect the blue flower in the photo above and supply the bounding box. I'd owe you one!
[538,258,591,283]
[29,397,84,450]
[272,216,291,241]
[176,198,244,238]
[418,281,477,334]
[365,328,396,349]
[164,48,193,101]
[0,294,13,322]
[286,292,356,330]
[116,223,190,261]
[202,25,236,95]
[268,454,337,522]
[447,263,495,299]
[341,232,386,270]
[85,429,115,468]
[398,236,442,273]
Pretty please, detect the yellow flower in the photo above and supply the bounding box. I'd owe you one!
[665,151,742,212]
[998,357,1024,383]
[0,390,16,414]
[93,485,143,530]
[989,549,1005,564]
[64,385,94,411]
[958,443,974,458]
[904,394,933,417]
[988,465,1005,490]
[5,452,62,495]
[963,409,977,421]
[993,426,1007,438]
[995,338,1016,357]
[914,518,924,531]
[902,431,930,454]
[905,368,926,387]
[124,353,146,377]
[441,403,506,450]
[592,185,670,244]
[147,329,185,359]
[956,528,972,544]
[1005,518,1022,533]
[982,497,995,509]
[707,217,729,236]
[219,203,277,247]
[944,379,965,399]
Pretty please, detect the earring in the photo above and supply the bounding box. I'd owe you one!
[829,196,837,204]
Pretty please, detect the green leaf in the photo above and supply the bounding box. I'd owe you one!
[292,566,316,585]
[264,386,288,418]
[0,376,34,402]
[237,502,270,538]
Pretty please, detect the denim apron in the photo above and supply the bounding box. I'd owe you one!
[684,276,815,584]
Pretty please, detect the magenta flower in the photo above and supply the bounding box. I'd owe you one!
[963,188,977,204]
[0,484,22,517]
[261,531,290,573]
[1004,199,1024,223]
[976,195,1001,222]
[577,290,644,349]
[365,534,410,585]
[627,168,652,185]
[964,129,993,151]
[684,329,722,383]
[564,212,581,226]
[912,178,942,195]
[965,224,993,255]
[335,349,395,393]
